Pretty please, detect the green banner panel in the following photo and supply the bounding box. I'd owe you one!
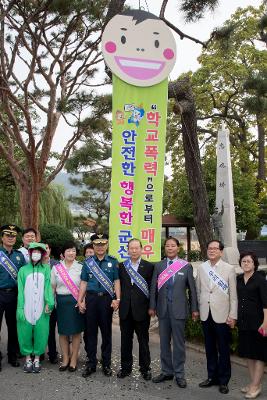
[109,74,168,262]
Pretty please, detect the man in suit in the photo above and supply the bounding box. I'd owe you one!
[117,238,154,380]
[196,240,237,394]
[149,237,198,388]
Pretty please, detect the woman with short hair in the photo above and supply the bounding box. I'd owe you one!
[237,251,267,399]
[51,241,84,372]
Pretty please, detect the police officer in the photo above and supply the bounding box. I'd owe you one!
[78,234,120,377]
[0,224,25,371]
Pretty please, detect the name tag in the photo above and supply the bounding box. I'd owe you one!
[178,272,184,275]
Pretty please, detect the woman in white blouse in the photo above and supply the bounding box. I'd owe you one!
[51,241,84,372]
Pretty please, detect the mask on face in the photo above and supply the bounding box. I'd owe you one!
[31,252,42,262]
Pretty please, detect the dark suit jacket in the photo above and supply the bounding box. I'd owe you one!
[119,259,154,322]
[149,258,198,319]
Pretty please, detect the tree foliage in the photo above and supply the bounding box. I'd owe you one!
[0,153,73,227]
[0,156,19,225]
[166,4,267,239]
[39,184,73,228]
[0,0,110,229]
[40,223,74,253]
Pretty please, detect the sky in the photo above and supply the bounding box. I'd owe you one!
[125,0,263,79]
[52,0,263,154]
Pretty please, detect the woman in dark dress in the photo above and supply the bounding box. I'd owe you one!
[51,242,85,372]
[237,251,267,399]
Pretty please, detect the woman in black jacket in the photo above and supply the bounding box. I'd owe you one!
[237,251,267,399]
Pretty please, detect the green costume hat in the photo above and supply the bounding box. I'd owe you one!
[28,242,47,253]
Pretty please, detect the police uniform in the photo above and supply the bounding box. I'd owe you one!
[81,234,119,375]
[0,224,25,369]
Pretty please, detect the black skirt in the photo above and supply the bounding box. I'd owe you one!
[238,330,267,362]
[56,294,85,336]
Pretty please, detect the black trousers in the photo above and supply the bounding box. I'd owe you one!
[85,292,113,368]
[47,307,57,358]
[202,311,231,385]
[120,308,151,373]
[0,290,19,359]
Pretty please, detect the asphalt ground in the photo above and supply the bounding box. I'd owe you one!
[0,314,266,400]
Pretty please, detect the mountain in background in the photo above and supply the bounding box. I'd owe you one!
[53,172,85,215]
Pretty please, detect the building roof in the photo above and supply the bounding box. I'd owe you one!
[162,214,194,227]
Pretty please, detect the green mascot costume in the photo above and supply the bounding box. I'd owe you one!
[17,242,54,373]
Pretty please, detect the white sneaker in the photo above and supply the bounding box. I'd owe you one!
[23,360,33,373]
[33,359,41,373]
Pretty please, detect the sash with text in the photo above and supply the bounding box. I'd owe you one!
[85,257,114,298]
[158,259,188,291]
[55,263,79,301]
[124,259,149,298]
[0,251,18,281]
[202,261,229,295]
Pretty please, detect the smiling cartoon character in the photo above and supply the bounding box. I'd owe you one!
[128,106,145,127]
[102,9,176,87]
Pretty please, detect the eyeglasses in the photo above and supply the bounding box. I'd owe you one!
[207,247,220,251]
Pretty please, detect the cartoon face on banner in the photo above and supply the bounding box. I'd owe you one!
[102,10,176,87]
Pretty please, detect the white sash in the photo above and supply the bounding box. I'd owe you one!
[202,261,229,295]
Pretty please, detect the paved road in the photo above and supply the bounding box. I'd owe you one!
[0,317,266,400]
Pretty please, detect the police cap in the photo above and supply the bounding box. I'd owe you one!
[90,233,109,244]
[0,224,21,236]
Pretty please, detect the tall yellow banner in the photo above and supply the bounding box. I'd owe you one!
[102,9,176,261]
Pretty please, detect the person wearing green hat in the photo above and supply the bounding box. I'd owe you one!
[16,242,54,373]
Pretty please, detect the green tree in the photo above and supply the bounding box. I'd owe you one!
[167,145,260,236]
[39,184,73,228]
[166,4,266,239]
[0,0,111,230]
[0,153,73,227]
[0,156,19,225]
[72,215,94,243]
[67,169,111,233]
[40,223,74,252]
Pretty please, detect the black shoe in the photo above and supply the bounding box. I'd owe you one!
[59,363,69,372]
[199,378,219,388]
[176,378,187,388]
[82,366,96,378]
[117,369,132,378]
[68,366,77,372]
[8,358,20,367]
[152,373,174,383]
[142,371,152,381]
[103,366,112,376]
[49,356,58,364]
[219,385,229,394]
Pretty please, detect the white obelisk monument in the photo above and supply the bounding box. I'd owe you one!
[215,124,239,266]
